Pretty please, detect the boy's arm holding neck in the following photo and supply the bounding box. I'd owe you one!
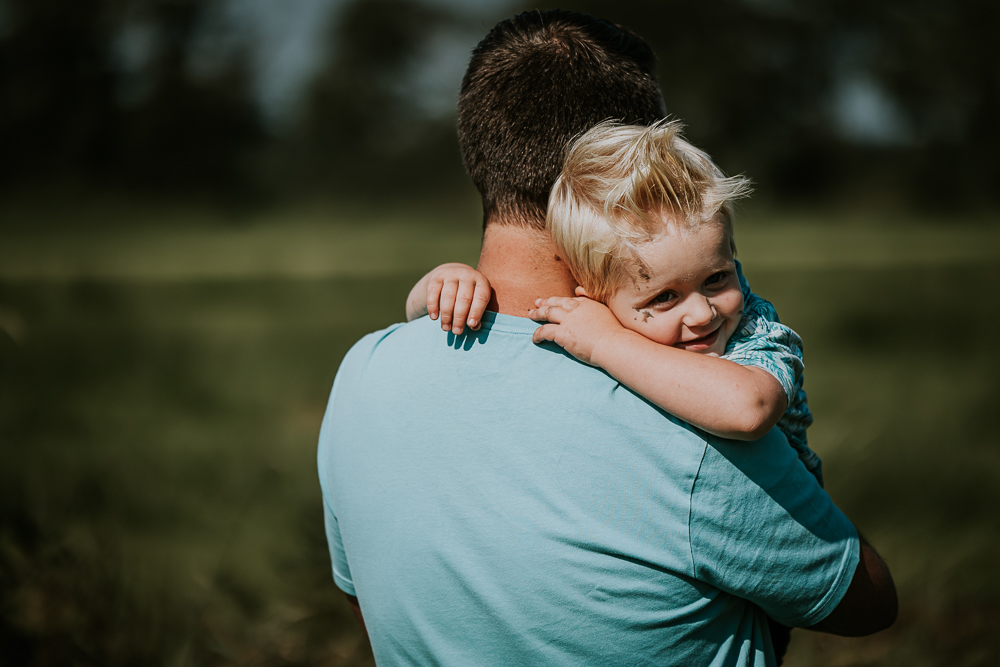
[476,222,578,316]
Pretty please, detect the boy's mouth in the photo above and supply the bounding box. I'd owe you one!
[674,327,722,353]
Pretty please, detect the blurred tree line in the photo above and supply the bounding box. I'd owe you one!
[1,0,997,209]
[0,0,259,193]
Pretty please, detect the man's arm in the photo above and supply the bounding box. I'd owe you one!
[689,430,895,633]
[345,593,368,638]
[807,535,898,636]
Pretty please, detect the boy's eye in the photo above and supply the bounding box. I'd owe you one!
[705,271,728,286]
[651,292,676,305]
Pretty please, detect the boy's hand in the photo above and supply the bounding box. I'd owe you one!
[529,290,625,366]
[420,263,492,335]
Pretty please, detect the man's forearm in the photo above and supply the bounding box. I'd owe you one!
[806,536,898,636]
[346,593,368,638]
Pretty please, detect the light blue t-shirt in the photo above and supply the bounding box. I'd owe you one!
[318,312,858,667]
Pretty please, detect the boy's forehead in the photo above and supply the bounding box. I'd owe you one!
[631,220,734,281]
[643,218,731,251]
[652,213,730,238]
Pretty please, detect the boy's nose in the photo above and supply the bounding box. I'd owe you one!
[684,295,717,327]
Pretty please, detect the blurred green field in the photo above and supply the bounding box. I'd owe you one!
[2,207,999,666]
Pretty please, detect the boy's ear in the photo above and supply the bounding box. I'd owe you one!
[574,286,590,298]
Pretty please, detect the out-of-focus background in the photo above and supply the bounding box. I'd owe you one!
[1,1,998,665]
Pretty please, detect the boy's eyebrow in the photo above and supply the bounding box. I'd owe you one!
[633,277,676,301]
[636,260,734,296]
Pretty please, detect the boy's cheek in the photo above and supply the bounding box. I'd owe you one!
[720,289,745,319]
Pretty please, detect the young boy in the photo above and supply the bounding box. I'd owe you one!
[407,120,820,483]
[405,120,820,660]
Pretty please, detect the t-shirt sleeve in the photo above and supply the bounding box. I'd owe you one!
[687,428,859,627]
[318,368,357,596]
[317,324,407,597]
[322,485,356,595]
[726,262,804,402]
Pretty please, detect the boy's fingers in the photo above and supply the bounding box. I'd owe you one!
[439,279,459,330]
[426,278,443,320]
[468,280,492,330]
[528,305,563,324]
[538,296,577,310]
[532,324,557,345]
[451,281,477,334]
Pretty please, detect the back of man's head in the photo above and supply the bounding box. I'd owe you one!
[458,10,666,230]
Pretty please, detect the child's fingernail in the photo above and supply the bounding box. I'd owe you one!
[468,318,477,327]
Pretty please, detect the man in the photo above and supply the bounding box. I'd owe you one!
[318,10,896,666]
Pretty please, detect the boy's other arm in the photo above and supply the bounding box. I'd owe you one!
[405,263,492,334]
[405,271,433,322]
[531,297,787,440]
[807,535,898,636]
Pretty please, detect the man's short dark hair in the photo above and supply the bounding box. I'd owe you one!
[458,10,666,230]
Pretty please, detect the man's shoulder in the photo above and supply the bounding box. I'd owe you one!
[353,317,437,348]
[334,314,533,392]
[341,312,538,368]
[332,313,702,434]
[338,317,437,371]
[335,321,404,376]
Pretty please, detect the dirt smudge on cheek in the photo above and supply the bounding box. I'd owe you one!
[634,308,654,322]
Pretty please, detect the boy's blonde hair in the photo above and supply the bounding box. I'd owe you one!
[547,119,752,302]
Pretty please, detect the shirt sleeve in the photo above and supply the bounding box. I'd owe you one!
[322,487,356,595]
[688,428,859,627]
[317,348,360,597]
[316,325,406,598]
[725,261,805,403]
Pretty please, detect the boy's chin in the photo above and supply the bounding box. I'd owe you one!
[680,335,728,358]
[696,337,730,357]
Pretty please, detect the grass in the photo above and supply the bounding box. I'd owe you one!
[1,204,999,666]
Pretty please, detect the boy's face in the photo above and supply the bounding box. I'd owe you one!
[605,220,743,357]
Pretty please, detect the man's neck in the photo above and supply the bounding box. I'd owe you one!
[476,223,578,316]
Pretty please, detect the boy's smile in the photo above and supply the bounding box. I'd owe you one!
[605,220,744,358]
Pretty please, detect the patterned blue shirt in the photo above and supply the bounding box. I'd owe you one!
[723,262,823,486]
